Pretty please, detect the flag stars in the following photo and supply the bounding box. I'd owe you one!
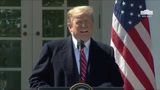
[122,1,126,6]
[114,0,146,28]
[128,21,132,25]
[130,3,134,7]
[121,10,125,14]
[139,5,142,9]
[115,0,118,4]
[138,14,141,18]
[130,12,134,16]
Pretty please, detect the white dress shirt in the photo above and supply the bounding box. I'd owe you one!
[72,36,90,74]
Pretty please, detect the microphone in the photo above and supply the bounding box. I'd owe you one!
[77,40,84,50]
[77,41,81,50]
[80,40,85,48]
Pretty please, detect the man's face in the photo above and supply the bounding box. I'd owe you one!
[68,13,94,42]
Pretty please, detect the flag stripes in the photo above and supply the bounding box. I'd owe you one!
[111,41,144,89]
[111,10,156,89]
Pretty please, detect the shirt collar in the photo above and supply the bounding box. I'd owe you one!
[72,35,90,49]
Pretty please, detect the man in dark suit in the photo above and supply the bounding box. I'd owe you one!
[29,6,123,89]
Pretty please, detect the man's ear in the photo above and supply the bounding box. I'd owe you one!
[68,25,71,30]
[67,27,71,33]
[67,24,72,31]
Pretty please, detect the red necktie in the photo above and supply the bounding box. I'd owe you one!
[80,46,87,83]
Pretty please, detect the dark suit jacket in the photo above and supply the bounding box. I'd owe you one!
[29,36,123,89]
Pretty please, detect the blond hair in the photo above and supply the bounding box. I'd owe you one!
[67,6,94,25]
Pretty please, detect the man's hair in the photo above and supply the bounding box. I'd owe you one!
[67,6,94,25]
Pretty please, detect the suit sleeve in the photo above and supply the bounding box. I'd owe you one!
[109,47,124,87]
[29,43,54,89]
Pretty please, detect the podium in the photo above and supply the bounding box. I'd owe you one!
[38,83,123,90]
[39,87,123,90]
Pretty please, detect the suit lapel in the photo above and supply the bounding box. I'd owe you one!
[63,37,79,85]
[86,38,96,83]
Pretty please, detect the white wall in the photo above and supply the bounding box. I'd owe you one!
[146,0,160,89]
[101,0,114,44]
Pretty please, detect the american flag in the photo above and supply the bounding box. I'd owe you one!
[110,0,156,89]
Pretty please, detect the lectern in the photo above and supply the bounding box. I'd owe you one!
[38,83,123,90]
[39,87,123,90]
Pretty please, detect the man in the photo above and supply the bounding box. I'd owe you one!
[29,6,123,89]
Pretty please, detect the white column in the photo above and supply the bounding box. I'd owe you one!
[146,0,160,89]
[21,0,33,89]
[101,0,114,44]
